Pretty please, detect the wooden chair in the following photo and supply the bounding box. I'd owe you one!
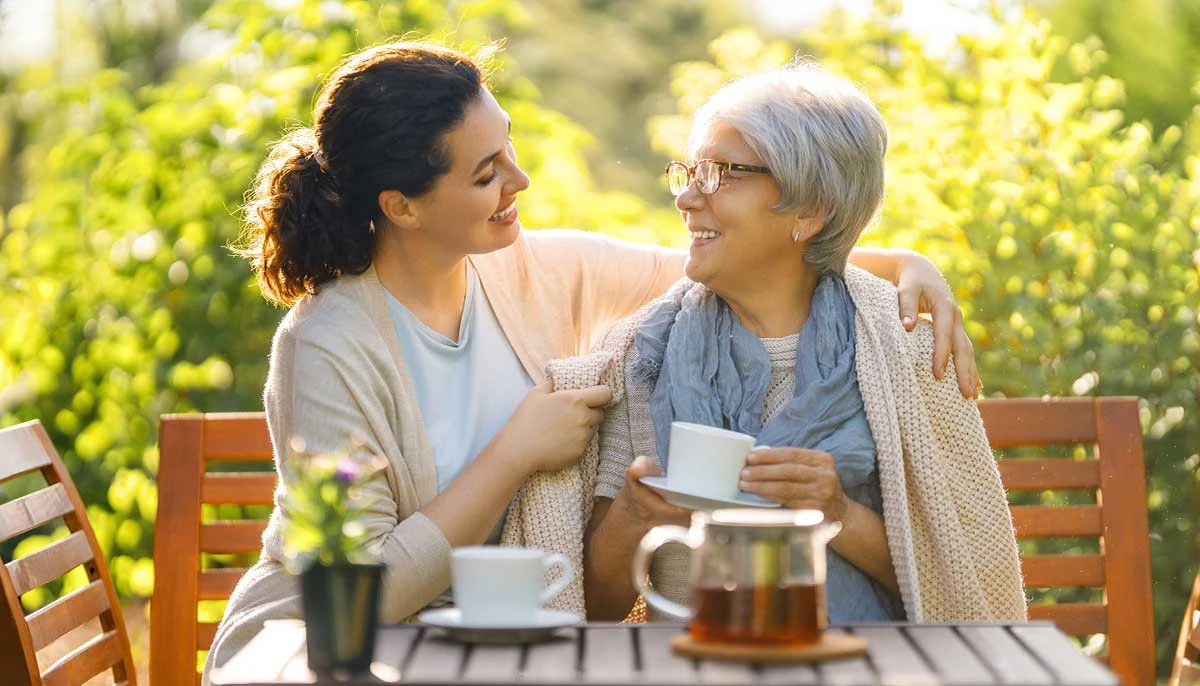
[1169,568,1200,685]
[152,413,274,686]
[0,419,136,685]
[980,396,1153,686]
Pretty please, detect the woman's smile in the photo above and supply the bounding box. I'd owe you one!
[490,203,518,225]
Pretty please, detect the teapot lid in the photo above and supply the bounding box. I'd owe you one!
[701,508,827,530]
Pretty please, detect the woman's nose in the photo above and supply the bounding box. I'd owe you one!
[674,183,704,212]
[506,163,531,194]
[503,140,531,194]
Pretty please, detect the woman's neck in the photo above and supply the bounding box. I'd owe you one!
[373,231,469,341]
[720,268,821,339]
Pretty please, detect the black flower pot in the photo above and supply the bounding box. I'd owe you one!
[300,563,383,673]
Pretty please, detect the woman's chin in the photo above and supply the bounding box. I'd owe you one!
[683,259,716,287]
[473,220,521,254]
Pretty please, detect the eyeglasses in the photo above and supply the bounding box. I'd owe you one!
[664,159,772,196]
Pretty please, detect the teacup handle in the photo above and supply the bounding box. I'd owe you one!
[539,553,575,606]
[632,525,699,621]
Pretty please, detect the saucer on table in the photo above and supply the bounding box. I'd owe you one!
[638,476,780,510]
[417,608,580,644]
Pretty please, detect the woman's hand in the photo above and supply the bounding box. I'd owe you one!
[495,381,613,474]
[894,252,980,399]
[613,456,692,529]
[738,447,849,522]
[584,456,691,620]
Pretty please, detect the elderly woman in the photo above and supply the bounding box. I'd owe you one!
[584,64,1026,623]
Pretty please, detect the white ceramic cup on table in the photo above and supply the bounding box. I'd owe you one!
[666,421,758,501]
[451,546,574,626]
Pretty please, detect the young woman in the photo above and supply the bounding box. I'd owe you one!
[204,40,980,678]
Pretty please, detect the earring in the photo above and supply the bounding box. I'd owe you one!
[792,229,801,243]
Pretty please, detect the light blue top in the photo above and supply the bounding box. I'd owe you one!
[383,264,533,500]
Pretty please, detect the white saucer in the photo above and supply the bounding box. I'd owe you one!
[639,475,780,510]
[417,608,579,644]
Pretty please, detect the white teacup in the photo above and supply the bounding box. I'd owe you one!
[451,546,574,626]
[666,421,757,501]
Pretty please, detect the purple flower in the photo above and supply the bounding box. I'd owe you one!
[333,457,362,485]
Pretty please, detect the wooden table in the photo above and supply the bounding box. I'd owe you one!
[211,620,1119,685]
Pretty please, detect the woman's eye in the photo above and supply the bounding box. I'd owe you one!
[477,170,497,185]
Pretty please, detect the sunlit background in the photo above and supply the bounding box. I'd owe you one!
[1,0,1197,682]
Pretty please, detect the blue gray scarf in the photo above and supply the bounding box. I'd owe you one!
[631,275,876,492]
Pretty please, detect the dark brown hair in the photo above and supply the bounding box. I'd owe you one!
[238,41,490,306]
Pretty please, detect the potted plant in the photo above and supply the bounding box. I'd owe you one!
[280,442,388,673]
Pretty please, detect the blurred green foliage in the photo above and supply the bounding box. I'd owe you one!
[1036,0,1200,138]
[1,0,1198,677]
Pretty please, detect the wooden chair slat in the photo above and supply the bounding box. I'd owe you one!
[0,420,135,685]
[0,483,74,542]
[6,530,94,596]
[197,621,219,650]
[1028,603,1108,636]
[0,421,51,481]
[998,459,1100,491]
[199,522,267,553]
[978,398,1098,446]
[199,414,272,461]
[41,629,123,686]
[25,580,110,651]
[1010,505,1102,538]
[198,568,248,600]
[1020,555,1105,588]
[1094,397,1156,685]
[1173,569,1200,685]
[155,413,274,686]
[980,397,1152,686]
[201,473,276,505]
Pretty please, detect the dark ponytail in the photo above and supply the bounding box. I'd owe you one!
[238,41,491,306]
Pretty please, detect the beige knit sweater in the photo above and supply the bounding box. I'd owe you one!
[202,230,682,682]
[593,267,1028,623]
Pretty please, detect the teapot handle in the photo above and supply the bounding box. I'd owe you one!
[632,525,698,621]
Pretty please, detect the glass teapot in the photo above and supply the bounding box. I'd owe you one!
[633,508,841,645]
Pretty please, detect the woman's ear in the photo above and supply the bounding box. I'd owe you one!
[790,214,824,243]
[378,190,420,231]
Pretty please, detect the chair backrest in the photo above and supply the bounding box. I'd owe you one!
[152,413,274,686]
[0,419,136,686]
[980,396,1153,686]
[1169,568,1200,685]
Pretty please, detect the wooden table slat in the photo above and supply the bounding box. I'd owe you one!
[1009,625,1118,686]
[638,625,698,685]
[757,660,819,685]
[521,628,581,683]
[814,630,878,686]
[903,626,996,685]
[580,625,636,684]
[958,625,1055,684]
[376,625,421,674]
[461,643,524,683]
[405,630,470,682]
[853,626,936,682]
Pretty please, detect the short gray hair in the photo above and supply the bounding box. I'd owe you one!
[690,62,888,274]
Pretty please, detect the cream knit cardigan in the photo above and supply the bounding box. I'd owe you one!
[203,230,682,682]
[588,267,1028,622]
